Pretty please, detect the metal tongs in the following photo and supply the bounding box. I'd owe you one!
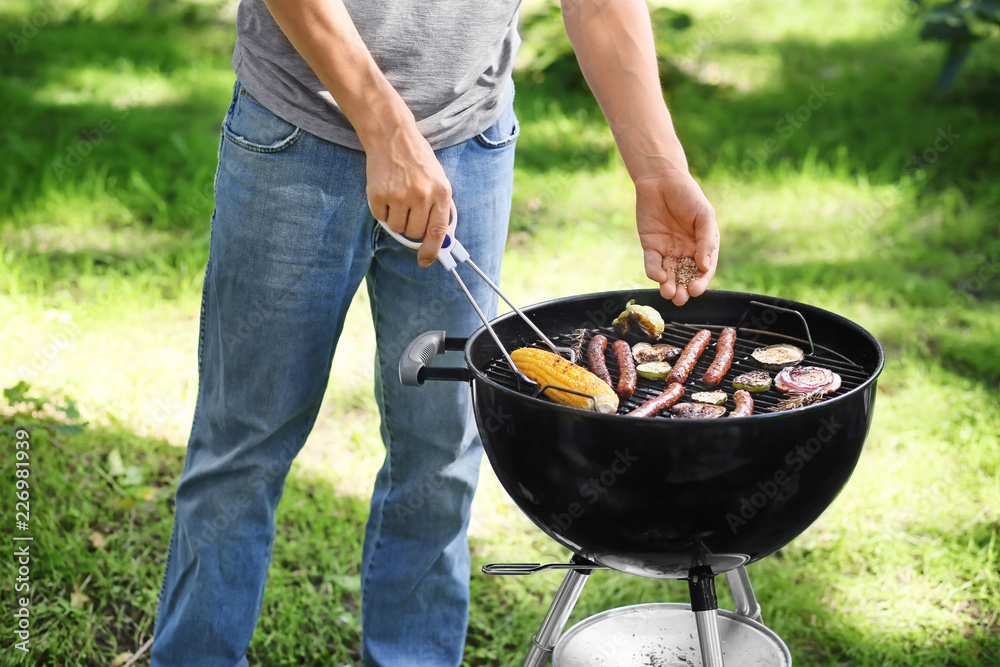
[375,201,576,386]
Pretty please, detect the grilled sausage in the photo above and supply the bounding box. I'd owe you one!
[613,339,636,400]
[587,335,613,388]
[730,389,754,417]
[703,327,737,386]
[664,329,712,384]
[627,382,685,418]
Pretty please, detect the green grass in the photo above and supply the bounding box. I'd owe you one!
[1,0,999,665]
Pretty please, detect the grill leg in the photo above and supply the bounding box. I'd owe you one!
[725,565,763,624]
[521,564,592,667]
[689,567,726,667]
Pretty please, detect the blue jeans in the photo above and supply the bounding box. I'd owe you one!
[151,79,518,667]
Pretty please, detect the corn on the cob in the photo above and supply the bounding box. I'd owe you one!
[510,347,619,414]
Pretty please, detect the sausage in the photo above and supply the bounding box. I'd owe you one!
[612,339,636,400]
[664,329,712,384]
[730,389,754,417]
[627,382,685,418]
[703,327,737,386]
[587,335,613,388]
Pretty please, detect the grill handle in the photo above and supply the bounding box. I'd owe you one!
[399,330,471,386]
[481,557,605,576]
[736,299,816,355]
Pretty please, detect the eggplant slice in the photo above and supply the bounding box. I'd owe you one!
[632,342,680,363]
[671,402,727,419]
[749,343,804,371]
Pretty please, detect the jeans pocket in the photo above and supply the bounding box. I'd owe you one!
[223,81,304,153]
[474,105,520,150]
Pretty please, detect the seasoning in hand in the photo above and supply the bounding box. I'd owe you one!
[666,256,701,288]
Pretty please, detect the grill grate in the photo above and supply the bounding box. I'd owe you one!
[482,322,871,417]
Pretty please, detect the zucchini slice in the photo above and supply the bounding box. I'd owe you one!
[636,361,672,379]
[691,390,727,406]
[732,370,772,392]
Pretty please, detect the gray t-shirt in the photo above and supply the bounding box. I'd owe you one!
[233,0,522,151]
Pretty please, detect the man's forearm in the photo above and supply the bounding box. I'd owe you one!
[561,0,688,181]
[262,0,414,152]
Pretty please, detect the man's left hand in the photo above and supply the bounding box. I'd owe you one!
[635,170,719,306]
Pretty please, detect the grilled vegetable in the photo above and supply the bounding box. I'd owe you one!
[632,343,680,364]
[671,402,726,419]
[691,390,727,406]
[612,300,665,339]
[636,362,672,379]
[774,366,842,394]
[749,344,804,372]
[510,347,620,414]
[732,370,772,392]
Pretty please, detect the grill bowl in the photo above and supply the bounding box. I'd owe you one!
[452,289,882,578]
[400,290,884,578]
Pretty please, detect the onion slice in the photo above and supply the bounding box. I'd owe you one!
[774,366,842,394]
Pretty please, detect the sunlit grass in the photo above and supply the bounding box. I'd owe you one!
[1,0,998,665]
[31,67,177,108]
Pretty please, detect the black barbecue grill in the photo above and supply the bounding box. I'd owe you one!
[401,288,884,666]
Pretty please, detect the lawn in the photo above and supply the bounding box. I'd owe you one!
[1,0,998,665]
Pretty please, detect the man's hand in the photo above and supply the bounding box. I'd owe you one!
[636,170,719,305]
[364,126,453,267]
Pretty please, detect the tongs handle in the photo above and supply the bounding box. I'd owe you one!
[375,200,464,270]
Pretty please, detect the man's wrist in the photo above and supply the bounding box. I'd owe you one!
[352,87,417,152]
[620,136,690,183]
[606,107,690,182]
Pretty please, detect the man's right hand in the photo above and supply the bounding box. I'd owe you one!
[263,0,453,267]
[363,121,453,268]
